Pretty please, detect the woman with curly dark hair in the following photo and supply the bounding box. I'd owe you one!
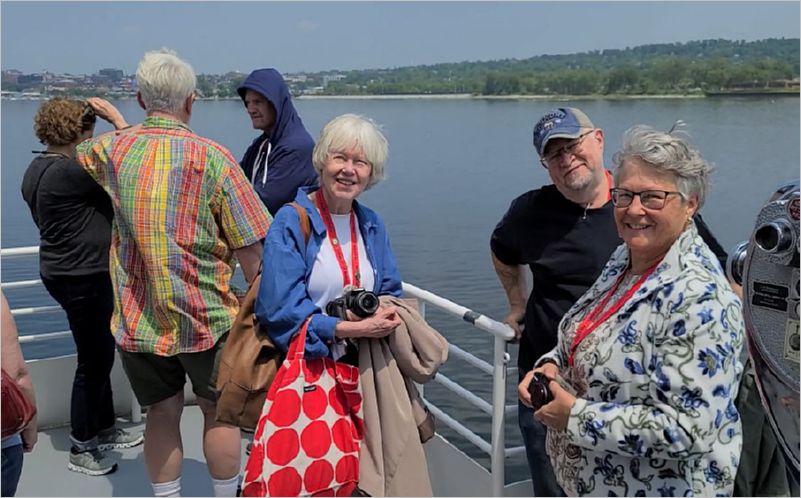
[20,97,143,476]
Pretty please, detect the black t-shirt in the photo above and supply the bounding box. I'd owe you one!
[491,185,621,371]
[491,184,728,372]
[21,155,113,278]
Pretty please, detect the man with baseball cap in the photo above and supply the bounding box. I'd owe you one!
[490,107,615,495]
[489,107,730,495]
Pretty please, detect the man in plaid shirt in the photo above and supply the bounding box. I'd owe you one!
[78,49,272,497]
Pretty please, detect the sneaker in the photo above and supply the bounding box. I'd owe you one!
[97,428,144,451]
[68,449,118,476]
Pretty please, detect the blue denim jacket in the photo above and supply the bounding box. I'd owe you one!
[254,186,403,358]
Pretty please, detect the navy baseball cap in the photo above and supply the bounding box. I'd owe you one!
[532,107,595,156]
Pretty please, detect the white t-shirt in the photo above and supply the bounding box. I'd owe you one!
[308,212,375,312]
[308,212,375,358]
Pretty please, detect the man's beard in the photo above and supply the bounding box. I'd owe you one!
[562,166,599,193]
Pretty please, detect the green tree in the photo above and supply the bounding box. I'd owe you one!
[606,65,640,94]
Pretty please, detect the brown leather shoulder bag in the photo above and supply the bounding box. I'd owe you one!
[216,202,311,431]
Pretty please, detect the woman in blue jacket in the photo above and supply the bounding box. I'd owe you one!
[255,113,402,362]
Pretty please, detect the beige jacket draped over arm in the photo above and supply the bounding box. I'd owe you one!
[357,296,449,497]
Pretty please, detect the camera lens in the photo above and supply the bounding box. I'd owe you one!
[356,292,379,315]
[528,373,553,411]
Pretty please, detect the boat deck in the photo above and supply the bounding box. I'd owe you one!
[15,404,534,497]
[16,405,251,497]
[3,252,534,497]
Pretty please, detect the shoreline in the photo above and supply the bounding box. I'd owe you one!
[3,92,796,102]
[295,93,709,101]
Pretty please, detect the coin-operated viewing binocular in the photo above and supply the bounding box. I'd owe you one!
[727,180,800,489]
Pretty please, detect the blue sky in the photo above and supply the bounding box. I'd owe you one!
[2,1,799,75]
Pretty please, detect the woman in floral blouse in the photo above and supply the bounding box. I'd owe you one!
[519,125,745,496]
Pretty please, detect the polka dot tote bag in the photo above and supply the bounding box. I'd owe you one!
[242,319,364,497]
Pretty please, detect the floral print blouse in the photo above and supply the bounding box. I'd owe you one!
[538,223,745,496]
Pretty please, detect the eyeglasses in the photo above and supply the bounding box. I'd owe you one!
[609,188,685,210]
[540,130,594,168]
[329,152,371,169]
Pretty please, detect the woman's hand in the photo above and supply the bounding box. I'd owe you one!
[518,362,559,408]
[534,378,577,432]
[335,304,402,339]
[86,97,130,130]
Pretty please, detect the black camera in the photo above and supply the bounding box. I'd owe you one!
[325,288,380,319]
[528,372,554,411]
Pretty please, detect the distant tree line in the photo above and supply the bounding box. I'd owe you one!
[320,38,799,96]
[7,38,797,99]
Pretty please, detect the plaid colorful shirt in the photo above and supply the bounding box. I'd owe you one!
[76,117,271,355]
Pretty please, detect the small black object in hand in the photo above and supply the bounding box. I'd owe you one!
[528,372,554,411]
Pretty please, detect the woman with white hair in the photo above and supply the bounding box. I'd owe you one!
[247,114,445,496]
[256,113,403,362]
[519,125,745,496]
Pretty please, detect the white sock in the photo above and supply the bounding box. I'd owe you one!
[212,474,240,497]
[152,477,181,497]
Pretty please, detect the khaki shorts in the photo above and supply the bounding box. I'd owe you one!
[118,333,228,407]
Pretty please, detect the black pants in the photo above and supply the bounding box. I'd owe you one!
[42,272,116,447]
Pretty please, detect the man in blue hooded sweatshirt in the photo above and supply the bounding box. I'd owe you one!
[238,68,319,215]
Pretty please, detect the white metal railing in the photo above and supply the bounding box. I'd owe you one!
[0,246,144,421]
[2,245,526,495]
[401,282,525,496]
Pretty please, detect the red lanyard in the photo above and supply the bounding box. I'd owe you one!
[315,190,361,288]
[568,261,659,367]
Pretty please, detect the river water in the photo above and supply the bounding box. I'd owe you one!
[2,96,798,479]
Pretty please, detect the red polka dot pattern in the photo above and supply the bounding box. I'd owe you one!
[328,385,348,417]
[301,420,332,458]
[267,428,300,466]
[244,441,264,483]
[268,467,302,496]
[335,455,359,483]
[241,480,266,497]
[276,360,300,389]
[304,360,324,383]
[254,414,267,439]
[241,324,363,496]
[302,384,327,420]
[304,459,334,493]
[345,392,362,415]
[332,419,358,453]
[269,389,301,427]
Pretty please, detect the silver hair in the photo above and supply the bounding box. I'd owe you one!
[312,114,388,189]
[135,48,196,116]
[612,122,712,208]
